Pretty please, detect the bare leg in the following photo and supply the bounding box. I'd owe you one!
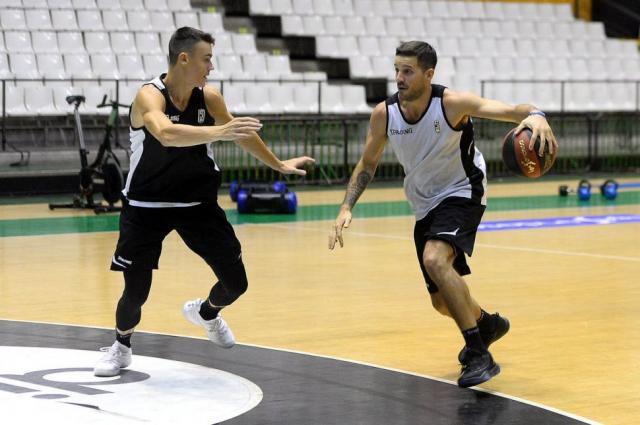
[422,240,481,331]
[430,291,482,321]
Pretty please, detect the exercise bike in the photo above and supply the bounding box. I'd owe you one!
[49,94,128,214]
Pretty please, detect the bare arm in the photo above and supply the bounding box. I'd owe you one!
[204,86,315,175]
[329,102,388,249]
[130,85,262,148]
[444,89,557,155]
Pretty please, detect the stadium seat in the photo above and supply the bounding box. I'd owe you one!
[24,86,59,115]
[10,53,41,79]
[250,0,271,15]
[167,0,191,11]
[175,11,199,28]
[51,9,79,30]
[37,53,67,79]
[231,34,257,55]
[221,84,247,114]
[127,11,153,31]
[143,54,167,77]
[57,32,85,54]
[77,10,104,31]
[85,32,112,54]
[0,9,27,30]
[292,84,319,113]
[199,13,225,34]
[31,31,60,53]
[25,9,53,30]
[150,11,175,31]
[332,0,354,17]
[144,0,169,11]
[118,54,146,80]
[91,54,120,79]
[111,32,137,54]
[341,84,371,114]
[103,10,129,31]
[5,31,33,53]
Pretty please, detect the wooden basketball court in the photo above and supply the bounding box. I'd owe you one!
[1,177,638,424]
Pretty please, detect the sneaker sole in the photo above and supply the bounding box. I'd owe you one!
[458,363,501,388]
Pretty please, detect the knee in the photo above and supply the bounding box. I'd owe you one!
[121,289,149,308]
[422,251,449,280]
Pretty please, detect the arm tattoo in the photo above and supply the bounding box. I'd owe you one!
[342,170,372,209]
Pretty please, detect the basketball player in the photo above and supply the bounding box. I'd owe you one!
[328,41,557,388]
[94,27,314,377]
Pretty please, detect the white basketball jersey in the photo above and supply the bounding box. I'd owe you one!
[385,85,487,220]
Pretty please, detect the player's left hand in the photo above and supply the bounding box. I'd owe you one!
[279,156,316,176]
[514,114,558,157]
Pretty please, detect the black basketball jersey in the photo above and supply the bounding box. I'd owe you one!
[124,74,220,204]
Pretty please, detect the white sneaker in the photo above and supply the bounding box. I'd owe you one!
[94,341,132,377]
[182,299,235,348]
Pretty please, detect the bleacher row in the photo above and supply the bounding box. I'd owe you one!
[1,0,639,115]
[257,0,640,111]
[250,0,574,20]
[0,1,373,115]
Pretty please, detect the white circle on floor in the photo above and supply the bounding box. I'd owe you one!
[0,346,262,424]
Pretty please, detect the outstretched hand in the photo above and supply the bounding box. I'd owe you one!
[514,114,558,157]
[279,156,316,176]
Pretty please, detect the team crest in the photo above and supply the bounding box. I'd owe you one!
[197,109,205,124]
[434,120,441,133]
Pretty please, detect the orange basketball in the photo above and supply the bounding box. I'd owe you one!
[501,128,556,178]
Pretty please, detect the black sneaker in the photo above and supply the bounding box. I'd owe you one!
[457,350,500,388]
[458,313,510,364]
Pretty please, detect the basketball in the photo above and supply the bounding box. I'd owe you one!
[501,128,556,178]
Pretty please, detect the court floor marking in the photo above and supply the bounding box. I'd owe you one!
[250,221,640,263]
[0,318,600,425]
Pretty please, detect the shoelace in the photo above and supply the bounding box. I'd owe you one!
[99,345,124,361]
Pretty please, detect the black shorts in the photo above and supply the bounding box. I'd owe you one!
[111,202,241,272]
[413,197,485,294]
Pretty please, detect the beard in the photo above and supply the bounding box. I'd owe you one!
[398,85,425,102]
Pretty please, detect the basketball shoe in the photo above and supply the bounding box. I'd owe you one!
[458,349,500,388]
[94,341,132,377]
[182,299,235,348]
[458,313,510,364]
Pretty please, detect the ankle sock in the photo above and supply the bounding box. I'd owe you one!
[199,299,222,321]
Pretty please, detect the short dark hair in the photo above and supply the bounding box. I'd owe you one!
[395,41,437,70]
[168,27,215,66]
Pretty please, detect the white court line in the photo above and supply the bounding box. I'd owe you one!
[0,318,601,425]
[253,221,640,263]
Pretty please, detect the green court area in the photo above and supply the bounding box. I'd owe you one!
[1,191,639,238]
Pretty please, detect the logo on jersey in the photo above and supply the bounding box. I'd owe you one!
[434,120,441,133]
[389,128,413,135]
[168,114,180,122]
[198,109,205,124]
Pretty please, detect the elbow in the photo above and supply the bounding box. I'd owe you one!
[157,129,177,147]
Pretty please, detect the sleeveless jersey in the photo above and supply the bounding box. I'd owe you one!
[385,85,487,220]
[123,74,220,205]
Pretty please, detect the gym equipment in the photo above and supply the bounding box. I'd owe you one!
[230,180,287,202]
[237,188,297,214]
[559,179,619,201]
[49,94,127,214]
[559,180,592,200]
[502,127,556,178]
[600,179,618,200]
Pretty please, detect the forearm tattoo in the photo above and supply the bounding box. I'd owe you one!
[342,170,372,209]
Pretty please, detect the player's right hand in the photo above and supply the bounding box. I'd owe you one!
[328,207,352,250]
[221,117,263,140]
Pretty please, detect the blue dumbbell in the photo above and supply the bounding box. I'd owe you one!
[600,179,618,200]
[577,180,591,201]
